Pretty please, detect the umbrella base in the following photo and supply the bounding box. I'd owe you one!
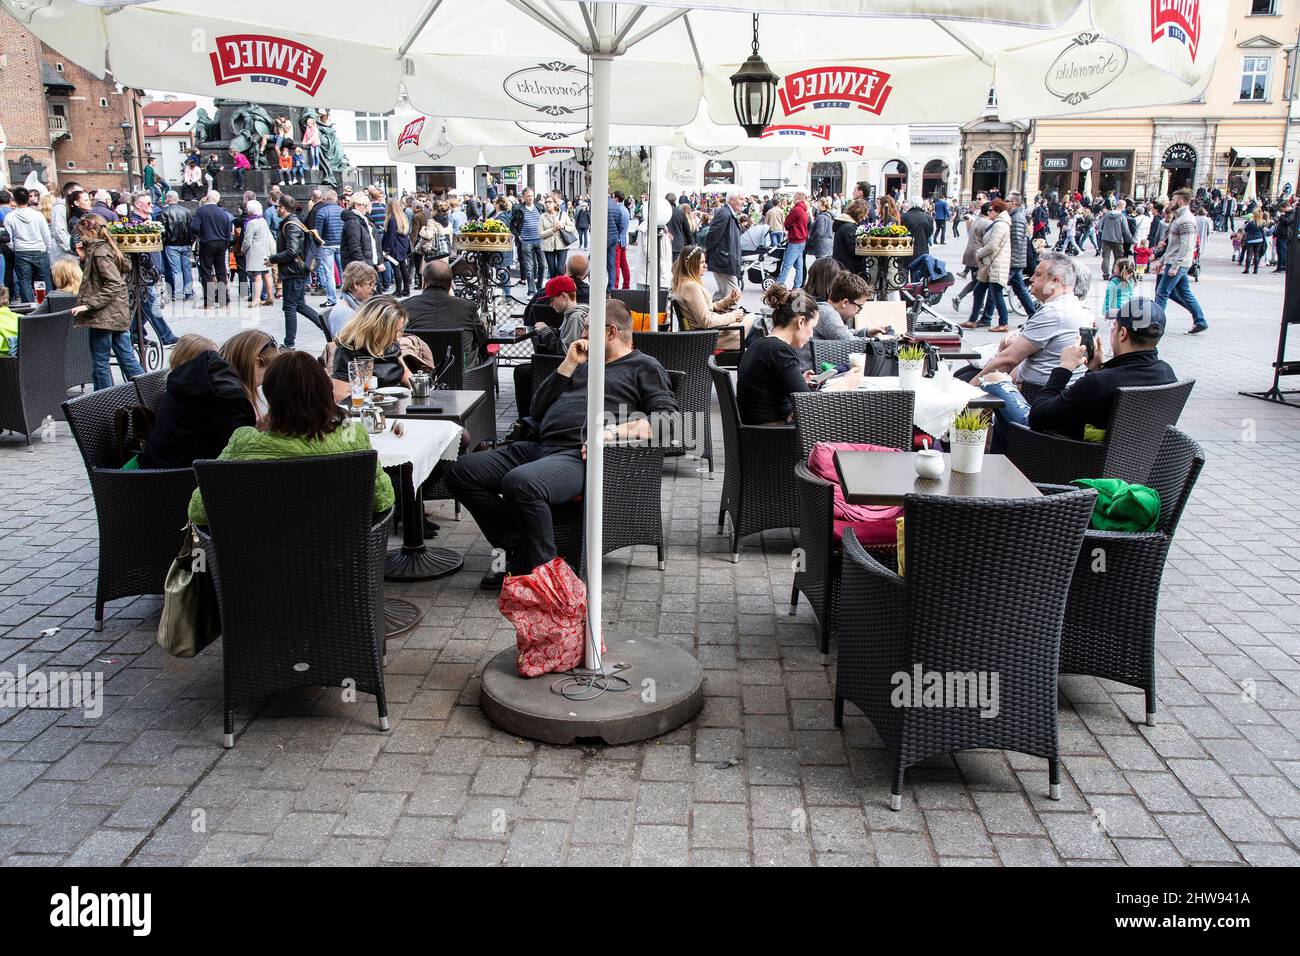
[480,633,704,745]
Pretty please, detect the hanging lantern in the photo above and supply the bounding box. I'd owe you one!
[577,146,594,170]
[730,14,778,139]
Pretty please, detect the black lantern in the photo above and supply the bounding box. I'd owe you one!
[577,146,594,169]
[118,119,134,190]
[730,14,778,139]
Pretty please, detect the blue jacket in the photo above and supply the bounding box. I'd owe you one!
[607,198,629,248]
[705,202,742,278]
[190,203,233,244]
[908,254,948,282]
[933,199,950,222]
[314,202,344,245]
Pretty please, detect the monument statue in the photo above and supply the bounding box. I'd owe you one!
[301,107,350,188]
[229,102,277,169]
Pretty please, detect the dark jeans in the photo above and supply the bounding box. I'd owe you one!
[1008,268,1037,316]
[444,442,585,575]
[89,328,145,390]
[513,365,533,419]
[281,276,327,348]
[198,240,229,307]
[1243,243,1263,273]
[390,258,410,296]
[519,239,544,295]
[577,228,589,249]
[545,248,568,280]
[970,280,1008,327]
[933,220,947,244]
[12,250,50,303]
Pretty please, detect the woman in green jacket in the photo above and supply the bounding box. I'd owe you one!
[188,350,394,525]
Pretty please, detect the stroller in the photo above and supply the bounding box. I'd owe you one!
[744,242,787,291]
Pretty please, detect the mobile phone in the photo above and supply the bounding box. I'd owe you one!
[1079,327,1096,363]
[812,367,841,386]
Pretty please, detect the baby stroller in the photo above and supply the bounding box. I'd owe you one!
[744,241,786,291]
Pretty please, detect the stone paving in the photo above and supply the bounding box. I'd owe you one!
[1,232,1298,867]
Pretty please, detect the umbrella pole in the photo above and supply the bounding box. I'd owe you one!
[646,145,659,302]
[581,21,614,674]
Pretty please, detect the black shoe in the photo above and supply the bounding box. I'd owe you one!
[1185,325,1207,335]
[479,570,507,591]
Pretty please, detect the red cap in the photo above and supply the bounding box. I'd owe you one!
[544,275,577,299]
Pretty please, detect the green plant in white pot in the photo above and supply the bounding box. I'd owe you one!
[896,343,926,391]
[949,407,992,474]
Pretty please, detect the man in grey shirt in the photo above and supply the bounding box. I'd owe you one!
[976,251,1091,401]
[1153,188,1207,333]
[1098,200,1133,280]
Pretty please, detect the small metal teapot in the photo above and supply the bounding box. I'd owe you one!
[360,403,387,434]
[410,371,432,397]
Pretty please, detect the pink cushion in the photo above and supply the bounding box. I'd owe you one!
[807,442,904,547]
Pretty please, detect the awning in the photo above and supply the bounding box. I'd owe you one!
[1232,146,1283,160]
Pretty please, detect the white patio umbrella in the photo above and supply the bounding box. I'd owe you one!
[1244,165,1258,203]
[4,0,1226,677]
[1158,167,1171,201]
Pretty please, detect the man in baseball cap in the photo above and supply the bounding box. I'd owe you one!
[1026,298,1178,440]
[541,274,589,351]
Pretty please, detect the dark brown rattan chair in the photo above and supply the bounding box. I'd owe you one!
[834,489,1096,810]
[551,442,668,573]
[1040,426,1205,726]
[707,356,799,563]
[634,329,718,471]
[31,292,90,394]
[133,369,170,413]
[529,352,565,409]
[611,288,669,332]
[1003,379,1195,485]
[193,452,392,748]
[0,308,73,446]
[408,328,498,445]
[62,383,197,630]
[788,390,915,662]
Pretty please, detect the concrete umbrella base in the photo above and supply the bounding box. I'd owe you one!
[480,633,704,746]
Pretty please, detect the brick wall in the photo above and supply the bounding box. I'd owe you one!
[1,17,141,193]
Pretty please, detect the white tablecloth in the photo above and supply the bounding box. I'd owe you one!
[366,418,461,488]
[857,375,987,439]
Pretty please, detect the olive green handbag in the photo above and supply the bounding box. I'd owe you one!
[157,525,221,657]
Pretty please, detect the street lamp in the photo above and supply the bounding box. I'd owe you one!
[119,119,134,192]
[730,14,779,139]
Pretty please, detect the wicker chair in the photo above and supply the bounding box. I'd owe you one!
[62,383,197,630]
[193,452,392,748]
[133,369,170,413]
[551,442,668,573]
[1040,426,1205,726]
[634,329,718,470]
[667,293,747,367]
[408,328,498,445]
[809,338,869,371]
[708,357,799,562]
[529,353,565,408]
[0,309,73,446]
[611,288,669,331]
[788,390,915,662]
[31,292,90,394]
[834,489,1096,809]
[1003,379,1195,485]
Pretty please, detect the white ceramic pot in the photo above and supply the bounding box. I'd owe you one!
[950,428,988,474]
[914,449,945,480]
[898,359,925,391]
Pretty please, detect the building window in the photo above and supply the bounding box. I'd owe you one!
[1250,0,1277,14]
[354,165,395,190]
[55,61,64,72]
[99,97,108,107]
[354,112,391,142]
[1240,57,1271,101]
[66,160,75,169]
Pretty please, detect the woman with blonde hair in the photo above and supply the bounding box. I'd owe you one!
[51,257,82,294]
[219,328,279,420]
[383,197,412,297]
[670,245,750,349]
[329,296,411,400]
[69,214,145,389]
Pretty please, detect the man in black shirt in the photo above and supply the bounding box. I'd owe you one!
[403,258,488,364]
[445,299,679,589]
[1027,298,1177,440]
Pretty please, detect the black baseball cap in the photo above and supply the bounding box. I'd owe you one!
[1107,298,1166,335]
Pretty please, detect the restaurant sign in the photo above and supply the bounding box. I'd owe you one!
[1101,154,1130,171]
[777,67,894,117]
[1041,154,1072,170]
[504,61,590,117]
[209,34,328,96]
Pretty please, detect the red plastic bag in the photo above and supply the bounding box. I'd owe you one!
[499,558,601,677]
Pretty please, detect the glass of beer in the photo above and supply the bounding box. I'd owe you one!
[33,281,46,305]
[348,360,366,411]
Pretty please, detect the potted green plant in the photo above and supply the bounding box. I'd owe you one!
[949,407,992,474]
[896,343,927,391]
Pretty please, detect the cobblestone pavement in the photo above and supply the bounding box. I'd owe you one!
[1,232,1298,867]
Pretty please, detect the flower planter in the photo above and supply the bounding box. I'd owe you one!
[855,236,914,257]
[112,233,163,253]
[949,428,988,474]
[455,232,512,253]
[897,359,925,391]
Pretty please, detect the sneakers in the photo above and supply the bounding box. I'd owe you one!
[479,570,508,591]
[951,297,963,313]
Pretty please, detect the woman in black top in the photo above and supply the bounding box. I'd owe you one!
[736,284,861,426]
[831,198,870,277]
[330,296,412,399]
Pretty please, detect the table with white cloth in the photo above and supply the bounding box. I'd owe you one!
[857,374,1003,439]
[368,417,462,638]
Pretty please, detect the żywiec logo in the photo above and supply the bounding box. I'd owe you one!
[820,146,865,156]
[528,147,575,159]
[760,124,831,140]
[210,34,327,96]
[396,116,425,150]
[777,67,893,117]
[1151,0,1200,61]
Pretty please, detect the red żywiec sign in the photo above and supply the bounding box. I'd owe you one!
[777,67,893,117]
[528,147,574,158]
[396,117,426,150]
[760,125,831,140]
[210,35,328,96]
[1150,0,1200,62]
